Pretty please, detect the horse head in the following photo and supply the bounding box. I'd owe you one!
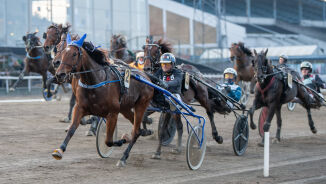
[23,32,41,52]
[43,23,71,53]
[55,33,87,83]
[252,49,270,84]
[110,34,127,52]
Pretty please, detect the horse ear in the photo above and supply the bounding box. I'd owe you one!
[67,33,72,44]
[254,49,257,56]
[22,36,26,41]
[75,33,87,47]
[264,48,268,56]
[33,31,38,35]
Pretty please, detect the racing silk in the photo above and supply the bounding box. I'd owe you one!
[218,82,242,102]
[302,74,326,93]
[129,61,144,70]
[154,68,183,94]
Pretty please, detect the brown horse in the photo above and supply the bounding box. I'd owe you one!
[52,33,154,167]
[43,23,71,54]
[248,49,317,145]
[10,32,54,91]
[143,36,229,158]
[230,42,256,94]
[109,34,135,64]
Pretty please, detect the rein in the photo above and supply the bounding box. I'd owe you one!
[256,76,275,100]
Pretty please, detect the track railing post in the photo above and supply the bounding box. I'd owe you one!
[264,132,270,177]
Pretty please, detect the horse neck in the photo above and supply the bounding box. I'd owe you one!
[115,48,126,60]
[235,54,251,68]
[28,46,43,57]
[80,54,107,85]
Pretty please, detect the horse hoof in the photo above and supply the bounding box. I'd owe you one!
[9,88,15,92]
[171,148,182,154]
[59,117,70,123]
[64,125,70,132]
[116,160,126,167]
[250,123,256,130]
[311,128,317,134]
[85,130,95,136]
[272,138,280,144]
[215,136,223,144]
[151,153,161,160]
[52,149,63,160]
[121,133,131,143]
[257,142,264,147]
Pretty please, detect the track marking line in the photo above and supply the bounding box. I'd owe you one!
[0,99,45,103]
[165,155,326,184]
[279,175,326,184]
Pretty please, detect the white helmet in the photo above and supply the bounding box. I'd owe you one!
[223,68,237,77]
[136,51,144,59]
[300,61,312,71]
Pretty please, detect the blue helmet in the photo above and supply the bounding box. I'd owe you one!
[159,53,176,66]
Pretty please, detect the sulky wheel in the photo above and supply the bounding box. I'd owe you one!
[258,107,268,138]
[232,115,249,156]
[186,125,206,170]
[96,118,117,158]
[158,113,177,146]
[287,102,296,111]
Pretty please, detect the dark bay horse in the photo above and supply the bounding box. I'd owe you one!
[109,34,135,64]
[143,37,230,159]
[52,33,154,167]
[10,32,54,91]
[230,42,256,94]
[248,49,317,145]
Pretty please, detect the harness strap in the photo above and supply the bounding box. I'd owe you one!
[256,76,275,100]
[26,53,42,60]
[78,79,120,89]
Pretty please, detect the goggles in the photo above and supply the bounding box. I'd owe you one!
[224,73,234,79]
[161,63,171,66]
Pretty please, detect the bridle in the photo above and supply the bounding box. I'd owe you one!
[144,43,161,72]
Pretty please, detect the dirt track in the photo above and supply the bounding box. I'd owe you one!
[0,96,326,184]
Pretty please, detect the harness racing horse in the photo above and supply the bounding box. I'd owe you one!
[248,49,317,145]
[230,42,256,95]
[143,37,230,158]
[52,33,154,167]
[109,34,135,64]
[10,32,55,92]
[43,24,78,122]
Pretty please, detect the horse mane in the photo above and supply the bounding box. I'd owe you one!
[238,42,252,57]
[156,39,173,54]
[48,23,71,33]
[82,42,108,66]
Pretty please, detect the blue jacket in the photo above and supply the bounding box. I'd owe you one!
[218,82,242,102]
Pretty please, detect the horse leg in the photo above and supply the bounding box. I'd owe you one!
[207,110,223,144]
[275,105,282,142]
[297,85,317,134]
[307,108,317,134]
[152,112,170,159]
[248,98,262,130]
[172,114,183,153]
[249,78,256,94]
[45,76,56,98]
[10,68,26,91]
[104,112,128,147]
[117,101,150,167]
[258,103,276,147]
[52,105,84,160]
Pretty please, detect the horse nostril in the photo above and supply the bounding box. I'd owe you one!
[53,60,61,68]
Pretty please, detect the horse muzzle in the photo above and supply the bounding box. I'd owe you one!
[55,72,67,84]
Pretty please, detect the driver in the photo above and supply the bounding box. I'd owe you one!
[300,61,326,93]
[129,51,145,70]
[154,53,183,109]
[217,68,242,108]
